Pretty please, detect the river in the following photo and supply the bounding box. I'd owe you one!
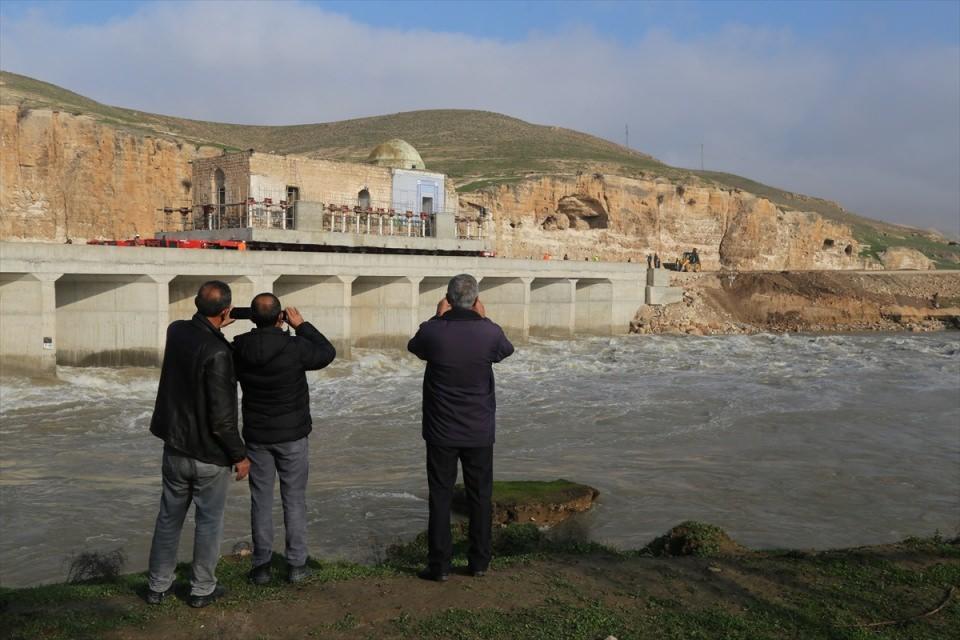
[1,333,958,587]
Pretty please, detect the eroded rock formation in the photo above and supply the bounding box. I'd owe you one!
[461,173,865,270]
[879,247,936,271]
[0,105,219,242]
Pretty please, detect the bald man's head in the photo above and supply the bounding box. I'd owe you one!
[195,281,232,318]
[251,293,282,328]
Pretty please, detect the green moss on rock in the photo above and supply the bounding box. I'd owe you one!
[453,480,599,526]
[644,521,744,557]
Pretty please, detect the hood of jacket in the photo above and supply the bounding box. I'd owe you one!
[234,326,291,367]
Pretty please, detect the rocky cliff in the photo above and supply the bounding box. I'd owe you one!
[0,100,944,273]
[460,173,865,270]
[0,105,219,242]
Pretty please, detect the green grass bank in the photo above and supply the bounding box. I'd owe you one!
[2,524,958,640]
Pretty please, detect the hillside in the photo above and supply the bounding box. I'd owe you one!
[1,70,957,267]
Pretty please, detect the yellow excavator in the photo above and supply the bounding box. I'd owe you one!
[675,250,702,272]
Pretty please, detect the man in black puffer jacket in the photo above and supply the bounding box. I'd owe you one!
[233,293,336,584]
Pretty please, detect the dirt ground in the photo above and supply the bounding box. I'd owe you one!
[66,542,953,639]
[632,270,960,335]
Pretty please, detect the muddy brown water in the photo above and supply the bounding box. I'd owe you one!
[1,333,958,587]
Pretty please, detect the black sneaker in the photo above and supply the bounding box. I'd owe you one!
[248,562,272,586]
[188,584,226,608]
[417,568,450,582]
[287,563,314,584]
[144,585,173,605]
[470,568,487,578]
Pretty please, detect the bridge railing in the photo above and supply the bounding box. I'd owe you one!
[158,199,490,240]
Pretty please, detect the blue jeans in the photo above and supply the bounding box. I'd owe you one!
[147,447,231,597]
[247,437,310,567]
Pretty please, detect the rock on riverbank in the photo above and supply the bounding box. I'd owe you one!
[452,479,599,526]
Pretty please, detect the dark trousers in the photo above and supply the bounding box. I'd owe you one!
[426,444,493,573]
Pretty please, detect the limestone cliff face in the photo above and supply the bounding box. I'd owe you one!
[461,174,864,270]
[1,105,863,272]
[0,105,218,242]
[879,247,935,271]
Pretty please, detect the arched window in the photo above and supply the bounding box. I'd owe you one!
[358,188,371,210]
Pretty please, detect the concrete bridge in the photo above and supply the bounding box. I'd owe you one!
[0,242,680,376]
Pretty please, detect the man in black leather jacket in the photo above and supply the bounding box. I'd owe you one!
[233,293,336,585]
[145,280,250,608]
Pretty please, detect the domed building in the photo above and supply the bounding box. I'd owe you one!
[367,139,425,170]
[184,141,460,248]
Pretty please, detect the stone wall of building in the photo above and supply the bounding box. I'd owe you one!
[248,153,394,209]
[192,152,252,208]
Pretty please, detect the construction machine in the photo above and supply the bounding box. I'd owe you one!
[676,250,702,272]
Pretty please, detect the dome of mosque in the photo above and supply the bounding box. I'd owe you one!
[367,139,425,170]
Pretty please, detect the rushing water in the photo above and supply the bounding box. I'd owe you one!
[1,333,958,587]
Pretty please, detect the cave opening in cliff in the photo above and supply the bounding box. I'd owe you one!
[556,195,609,230]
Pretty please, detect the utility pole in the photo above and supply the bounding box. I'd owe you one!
[625,124,629,149]
[700,143,704,171]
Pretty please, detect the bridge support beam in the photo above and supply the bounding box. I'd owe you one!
[575,279,615,335]
[0,273,61,376]
[274,275,353,357]
[478,276,530,343]
[418,276,454,325]
[612,279,648,333]
[351,276,420,349]
[54,274,170,366]
[529,278,576,338]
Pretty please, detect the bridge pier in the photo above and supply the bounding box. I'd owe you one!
[54,274,169,367]
[418,276,454,325]
[478,276,530,343]
[0,273,60,376]
[529,278,577,338]
[274,275,353,357]
[351,276,420,349]
[575,279,614,335]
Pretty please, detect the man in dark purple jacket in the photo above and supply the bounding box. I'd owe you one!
[407,273,514,581]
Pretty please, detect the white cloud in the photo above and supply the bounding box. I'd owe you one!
[1,0,958,233]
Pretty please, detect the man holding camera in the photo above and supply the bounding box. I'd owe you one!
[146,280,250,608]
[233,293,336,584]
[407,274,514,581]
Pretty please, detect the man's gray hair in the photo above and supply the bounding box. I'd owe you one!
[447,274,479,309]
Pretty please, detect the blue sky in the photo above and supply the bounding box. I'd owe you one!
[1,0,958,233]
[3,0,958,46]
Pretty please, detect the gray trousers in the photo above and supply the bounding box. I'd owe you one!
[147,447,230,597]
[248,437,310,567]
